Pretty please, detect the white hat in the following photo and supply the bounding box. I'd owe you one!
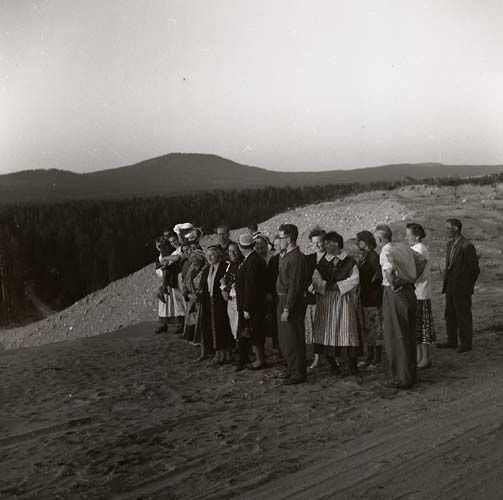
[174,222,194,234]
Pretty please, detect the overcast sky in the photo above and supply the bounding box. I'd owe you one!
[2,0,503,174]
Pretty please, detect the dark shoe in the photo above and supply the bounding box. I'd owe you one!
[235,364,247,372]
[154,325,167,334]
[383,381,412,390]
[436,343,457,349]
[283,377,306,386]
[457,346,472,353]
[248,363,270,371]
[417,361,432,369]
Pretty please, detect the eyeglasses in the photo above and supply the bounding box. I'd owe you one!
[278,236,289,240]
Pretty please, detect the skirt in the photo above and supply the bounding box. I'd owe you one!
[416,299,436,344]
[227,299,239,340]
[304,304,317,344]
[158,286,186,318]
[313,290,362,357]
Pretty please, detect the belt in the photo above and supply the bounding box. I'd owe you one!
[277,293,288,296]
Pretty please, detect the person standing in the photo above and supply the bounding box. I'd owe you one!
[200,245,234,364]
[438,218,480,353]
[181,249,207,344]
[375,224,426,389]
[216,225,237,262]
[253,234,272,265]
[235,234,269,371]
[220,242,244,345]
[312,231,361,379]
[355,230,384,368]
[266,235,282,353]
[405,223,436,368]
[276,224,309,385]
[305,228,327,371]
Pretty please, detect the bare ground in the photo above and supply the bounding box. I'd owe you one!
[2,183,503,499]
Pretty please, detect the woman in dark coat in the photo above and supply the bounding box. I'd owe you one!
[200,245,234,364]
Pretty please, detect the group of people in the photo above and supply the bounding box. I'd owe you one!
[154,217,480,389]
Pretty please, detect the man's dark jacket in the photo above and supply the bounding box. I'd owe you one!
[236,251,267,315]
[442,236,480,296]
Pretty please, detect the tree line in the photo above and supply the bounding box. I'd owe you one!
[1,173,502,326]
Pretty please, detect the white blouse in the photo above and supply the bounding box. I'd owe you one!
[412,242,432,300]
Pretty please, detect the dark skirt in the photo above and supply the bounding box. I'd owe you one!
[210,297,234,351]
[416,299,436,344]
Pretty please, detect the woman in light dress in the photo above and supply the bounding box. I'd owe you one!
[405,223,436,369]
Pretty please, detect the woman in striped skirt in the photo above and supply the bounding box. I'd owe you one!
[312,231,362,378]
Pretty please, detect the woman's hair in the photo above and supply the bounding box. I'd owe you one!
[253,234,272,250]
[356,230,377,250]
[206,244,223,260]
[325,231,344,248]
[228,241,243,257]
[406,222,426,240]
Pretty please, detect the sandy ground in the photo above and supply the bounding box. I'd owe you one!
[2,183,503,499]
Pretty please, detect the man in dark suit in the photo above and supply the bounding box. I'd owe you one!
[438,218,480,353]
[276,224,309,385]
[235,233,269,371]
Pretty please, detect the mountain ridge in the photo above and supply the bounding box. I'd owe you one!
[1,153,502,204]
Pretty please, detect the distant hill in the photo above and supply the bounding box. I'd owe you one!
[1,153,503,204]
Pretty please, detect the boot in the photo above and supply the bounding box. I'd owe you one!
[236,338,250,371]
[174,316,184,334]
[327,355,343,378]
[155,323,168,334]
[374,346,383,366]
[366,345,375,365]
[348,355,363,384]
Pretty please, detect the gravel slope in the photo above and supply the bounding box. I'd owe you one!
[0,190,409,350]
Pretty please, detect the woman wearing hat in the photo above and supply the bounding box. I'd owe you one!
[156,227,189,334]
[181,249,208,345]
